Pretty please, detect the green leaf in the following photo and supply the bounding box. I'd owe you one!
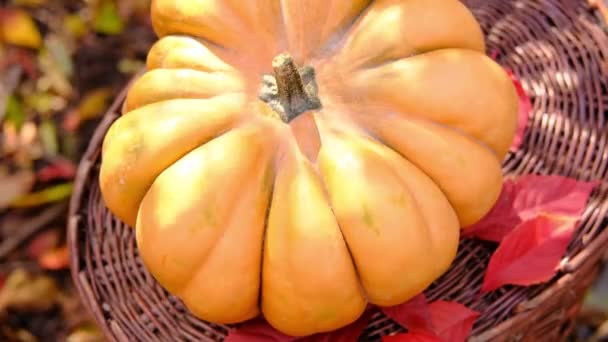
[5,95,26,130]
[39,118,59,156]
[10,182,74,208]
[94,0,125,35]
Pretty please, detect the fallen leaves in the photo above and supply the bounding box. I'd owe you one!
[0,8,42,49]
[383,295,434,333]
[463,175,598,242]
[464,174,599,293]
[481,216,577,293]
[381,296,479,342]
[10,182,74,208]
[0,169,36,210]
[26,228,70,271]
[37,158,76,182]
[63,87,114,132]
[0,268,60,314]
[94,0,126,35]
[225,318,297,342]
[225,308,375,342]
[428,301,480,342]
[0,0,154,340]
[507,69,532,153]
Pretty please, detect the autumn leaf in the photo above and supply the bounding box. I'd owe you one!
[13,0,48,7]
[0,8,42,49]
[5,94,26,131]
[63,87,113,132]
[383,331,441,342]
[507,69,532,152]
[66,323,105,342]
[381,294,433,333]
[463,175,598,242]
[226,308,374,342]
[94,0,125,35]
[40,118,59,156]
[481,215,577,293]
[37,159,77,182]
[462,179,520,242]
[39,245,70,270]
[27,229,60,260]
[225,318,297,342]
[10,182,74,208]
[64,14,89,40]
[0,169,36,210]
[381,299,479,342]
[299,308,374,342]
[511,175,598,220]
[428,301,480,342]
[0,268,60,314]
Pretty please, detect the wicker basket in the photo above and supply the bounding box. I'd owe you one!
[67,0,608,341]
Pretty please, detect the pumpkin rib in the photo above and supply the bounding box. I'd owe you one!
[348,48,519,159]
[124,69,245,112]
[100,95,249,227]
[314,118,450,306]
[316,120,459,290]
[151,0,288,74]
[335,0,486,70]
[151,0,247,49]
[136,120,279,323]
[146,35,236,73]
[261,136,367,336]
[379,144,458,278]
[308,140,370,303]
[350,110,504,227]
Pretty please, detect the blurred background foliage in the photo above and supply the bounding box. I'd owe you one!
[0,0,155,340]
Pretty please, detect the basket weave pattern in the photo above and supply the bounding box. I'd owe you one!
[68,1,608,341]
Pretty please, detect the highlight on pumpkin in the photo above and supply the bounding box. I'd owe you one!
[98,0,520,337]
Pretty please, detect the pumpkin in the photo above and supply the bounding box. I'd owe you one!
[99,0,519,337]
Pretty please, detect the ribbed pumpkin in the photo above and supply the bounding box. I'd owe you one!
[99,0,519,336]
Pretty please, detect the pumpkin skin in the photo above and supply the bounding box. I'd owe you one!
[99,0,519,337]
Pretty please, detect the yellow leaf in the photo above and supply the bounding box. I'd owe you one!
[0,8,42,49]
[0,268,60,313]
[0,169,36,210]
[64,14,88,39]
[13,0,48,7]
[77,87,113,120]
[10,182,73,208]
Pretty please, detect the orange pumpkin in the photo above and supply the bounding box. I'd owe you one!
[99,0,519,336]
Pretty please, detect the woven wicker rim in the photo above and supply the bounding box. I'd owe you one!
[68,1,608,341]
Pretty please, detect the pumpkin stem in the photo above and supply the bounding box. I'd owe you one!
[258,53,322,123]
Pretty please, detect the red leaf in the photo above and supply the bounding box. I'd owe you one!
[381,294,433,332]
[463,175,598,242]
[511,175,598,220]
[299,308,374,342]
[37,159,77,182]
[225,318,297,342]
[382,296,479,342]
[428,301,479,342]
[226,308,374,342]
[506,70,532,152]
[0,49,37,79]
[27,229,60,260]
[383,331,441,342]
[481,215,577,293]
[462,180,520,242]
[39,245,70,270]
